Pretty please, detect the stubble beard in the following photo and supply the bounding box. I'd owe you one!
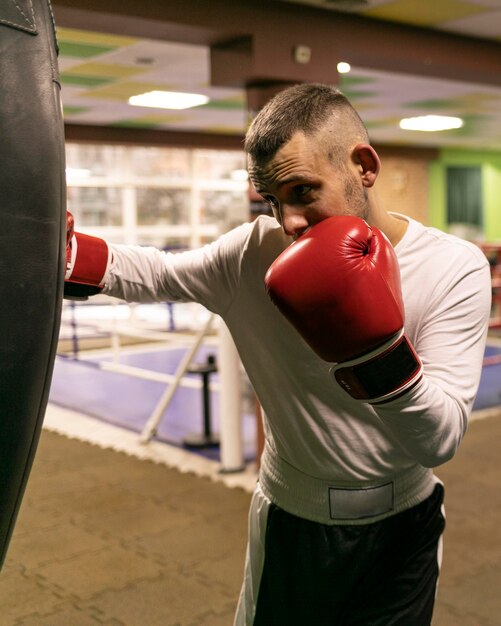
[343,174,370,222]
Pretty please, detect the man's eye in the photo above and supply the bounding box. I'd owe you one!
[297,185,312,196]
[295,185,312,198]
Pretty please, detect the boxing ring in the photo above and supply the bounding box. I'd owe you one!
[52,298,255,471]
[49,297,501,473]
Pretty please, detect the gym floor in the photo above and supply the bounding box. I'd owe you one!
[1,405,501,625]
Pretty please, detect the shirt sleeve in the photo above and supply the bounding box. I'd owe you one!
[373,253,492,468]
[101,221,253,315]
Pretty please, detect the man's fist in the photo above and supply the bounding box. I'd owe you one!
[264,216,422,402]
[65,211,112,300]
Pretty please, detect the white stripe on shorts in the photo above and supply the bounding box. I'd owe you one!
[233,483,271,626]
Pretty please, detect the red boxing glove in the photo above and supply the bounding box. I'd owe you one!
[65,211,112,300]
[264,216,422,402]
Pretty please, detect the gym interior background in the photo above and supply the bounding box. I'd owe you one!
[3,1,501,624]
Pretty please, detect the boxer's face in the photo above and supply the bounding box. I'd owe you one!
[248,131,374,239]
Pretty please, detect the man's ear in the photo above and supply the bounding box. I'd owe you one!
[352,144,380,187]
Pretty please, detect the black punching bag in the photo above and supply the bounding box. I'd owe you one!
[0,0,65,566]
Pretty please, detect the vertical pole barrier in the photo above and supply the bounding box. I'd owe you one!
[111,300,121,364]
[218,322,245,473]
[140,313,215,443]
[70,301,79,359]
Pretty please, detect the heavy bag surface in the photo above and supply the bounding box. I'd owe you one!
[0,0,65,567]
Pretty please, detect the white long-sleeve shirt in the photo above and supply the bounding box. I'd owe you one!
[103,213,491,521]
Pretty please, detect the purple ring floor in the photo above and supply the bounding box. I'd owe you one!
[49,344,501,462]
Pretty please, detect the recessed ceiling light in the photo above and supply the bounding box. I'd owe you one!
[337,61,351,74]
[399,115,463,132]
[128,90,210,110]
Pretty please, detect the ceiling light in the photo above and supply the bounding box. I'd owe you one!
[399,115,463,132]
[128,90,209,110]
[337,62,351,74]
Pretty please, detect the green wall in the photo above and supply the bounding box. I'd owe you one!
[429,149,501,242]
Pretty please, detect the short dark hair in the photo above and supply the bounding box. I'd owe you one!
[244,83,368,162]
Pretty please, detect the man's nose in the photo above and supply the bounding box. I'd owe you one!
[280,206,309,237]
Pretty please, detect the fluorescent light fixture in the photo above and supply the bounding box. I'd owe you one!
[128,90,210,110]
[337,62,351,74]
[399,115,463,132]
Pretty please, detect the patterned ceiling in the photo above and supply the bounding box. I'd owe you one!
[57,0,501,150]
[279,0,501,40]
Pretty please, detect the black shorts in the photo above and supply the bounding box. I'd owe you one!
[254,483,445,626]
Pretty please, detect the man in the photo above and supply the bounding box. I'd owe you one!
[66,83,492,625]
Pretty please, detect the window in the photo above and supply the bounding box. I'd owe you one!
[67,187,122,227]
[136,188,190,226]
[65,143,249,248]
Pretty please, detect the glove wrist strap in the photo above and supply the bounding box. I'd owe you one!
[331,330,423,403]
[66,232,112,287]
